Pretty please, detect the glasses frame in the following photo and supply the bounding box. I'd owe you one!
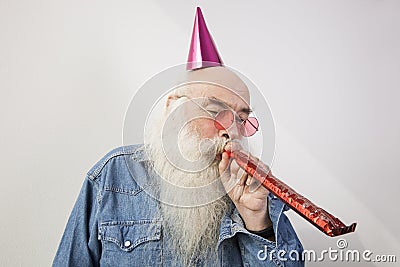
[181,95,259,137]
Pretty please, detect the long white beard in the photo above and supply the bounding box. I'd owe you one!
[144,113,232,266]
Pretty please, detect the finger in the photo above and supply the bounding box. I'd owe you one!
[248,177,263,193]
[238,171,248,186]
[246,175,253,186]
[222,172,237,193]
[218,152,231,177]
[233,183,244,201]
[230,159,240,177]
[237,168,246,184]
[223,160,244,193]
[245,161,270,193]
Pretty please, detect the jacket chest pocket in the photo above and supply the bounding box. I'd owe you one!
[98,220,162,267]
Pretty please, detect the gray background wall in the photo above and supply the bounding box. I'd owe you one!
[0,0,399,266]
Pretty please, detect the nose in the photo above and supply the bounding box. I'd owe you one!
[218,123,241,140]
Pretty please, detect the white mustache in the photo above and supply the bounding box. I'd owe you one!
[197,136,229,157]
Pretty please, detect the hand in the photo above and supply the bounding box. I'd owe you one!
[219,142,273,232]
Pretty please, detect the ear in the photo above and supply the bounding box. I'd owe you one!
[166,95,179,108]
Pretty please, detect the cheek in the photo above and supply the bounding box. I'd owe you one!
[190,118,218,138]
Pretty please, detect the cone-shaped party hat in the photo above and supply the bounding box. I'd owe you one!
[186,7,223,70]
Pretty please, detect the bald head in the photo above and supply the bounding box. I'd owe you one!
[184,66,249,102]
[168,66,250,112]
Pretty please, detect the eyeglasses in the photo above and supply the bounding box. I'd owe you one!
[182,96,259,137]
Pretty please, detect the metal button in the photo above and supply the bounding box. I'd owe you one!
[124,240,131,247]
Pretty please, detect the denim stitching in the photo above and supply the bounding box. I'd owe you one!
[104,185,144,196]
[88,146,138,180]
[99,224,162,252]
[100,220,162,226]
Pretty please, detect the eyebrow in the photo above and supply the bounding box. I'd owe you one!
[208,96,252,115]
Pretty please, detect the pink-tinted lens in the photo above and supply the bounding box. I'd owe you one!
[214,110,234,130]
[240,117,259,137]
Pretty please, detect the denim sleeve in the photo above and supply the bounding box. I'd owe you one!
[235,193,304,267]
[52,177,101,267]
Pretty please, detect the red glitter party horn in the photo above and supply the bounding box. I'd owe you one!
[225,150,357,237]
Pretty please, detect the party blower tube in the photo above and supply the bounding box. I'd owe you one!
[225,150,357,237]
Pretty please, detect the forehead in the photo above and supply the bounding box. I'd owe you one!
[181,82,251,113]
[181,66,251,111]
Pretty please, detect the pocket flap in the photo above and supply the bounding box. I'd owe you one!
[99,220,162,252]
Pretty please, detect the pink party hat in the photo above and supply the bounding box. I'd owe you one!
[186,7,223,70]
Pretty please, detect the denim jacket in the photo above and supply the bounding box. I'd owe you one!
[53,145,304,267]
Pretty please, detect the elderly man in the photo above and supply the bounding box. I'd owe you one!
[53,8,304,267]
